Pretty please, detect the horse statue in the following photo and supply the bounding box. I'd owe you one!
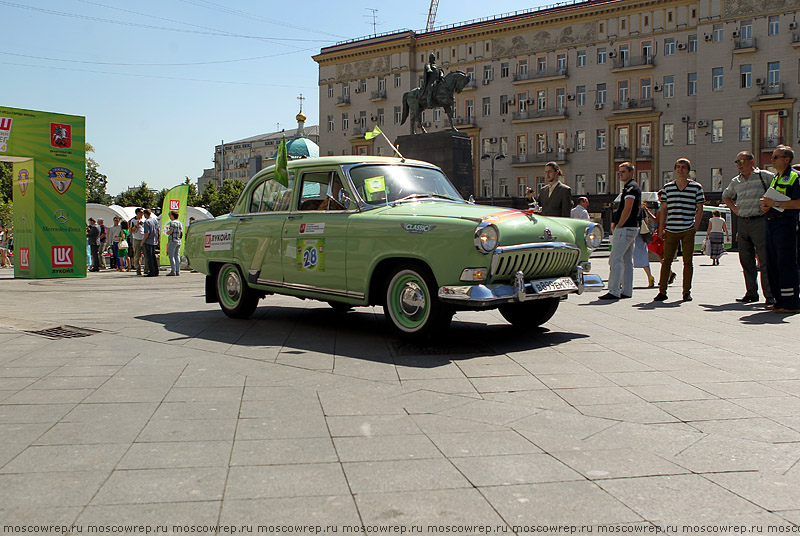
[400,71,469,135]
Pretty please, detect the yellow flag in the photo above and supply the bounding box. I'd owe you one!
[365,125,382,140]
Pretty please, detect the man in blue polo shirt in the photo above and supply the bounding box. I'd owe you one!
[760,145,800,313]
[141,208,160,277]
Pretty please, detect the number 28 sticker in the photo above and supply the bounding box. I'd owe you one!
[297,238,325,272]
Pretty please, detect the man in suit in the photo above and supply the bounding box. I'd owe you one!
[537,162,572,217]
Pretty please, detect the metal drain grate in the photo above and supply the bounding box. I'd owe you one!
[25,325,102,340]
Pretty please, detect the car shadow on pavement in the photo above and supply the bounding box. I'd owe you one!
[738,310,795,324]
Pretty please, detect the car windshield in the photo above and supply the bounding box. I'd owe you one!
[347,164,464,206]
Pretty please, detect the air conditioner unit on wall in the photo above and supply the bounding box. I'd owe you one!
[508,98,515,105]
[704,33,712,41]
[677,42,687,50]
[488,137,498,143]
[778,110,789,117]
[608,50,618,58]
[595,103,604,110]
[732,29,740,37]
[566,147,575,153]
[546,147,553,153]
[653,85,663,92]
[681,115,690,122]
[755,77,765,85]
[697,120,709,127]
[354,88,362,93]
[790,21,798,30]
[482,79,491,85]
[567,94,576,101]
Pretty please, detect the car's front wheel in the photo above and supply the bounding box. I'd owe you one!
[498,298,559,328]
[384,264,452,339]
[217,263,259,319]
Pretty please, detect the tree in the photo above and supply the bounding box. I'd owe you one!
[0,162,11,202]
[0,199,11,227]
[208,179,245,216]
[154,188,169,212]
[184,177,200,207]
[85,143,110,203]
[116,181,155,209]
[199,181,217,209]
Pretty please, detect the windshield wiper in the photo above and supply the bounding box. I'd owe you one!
[395,193,460,203]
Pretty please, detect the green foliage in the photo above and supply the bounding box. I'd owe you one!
[0,162,12,203]
[208,179,245,216]
[0,198,11,227]
[116,181,156,210]
[85,143,110,203]
[199,181,217,209]
[184,177,200,207]
[154,188,169,211]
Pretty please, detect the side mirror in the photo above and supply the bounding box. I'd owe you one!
[337,189,352,210]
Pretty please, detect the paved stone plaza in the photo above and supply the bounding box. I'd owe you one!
[0,253,799,533]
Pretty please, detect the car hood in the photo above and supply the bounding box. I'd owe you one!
[371,201,578,245]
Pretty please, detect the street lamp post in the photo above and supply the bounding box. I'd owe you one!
[480,152,506,206]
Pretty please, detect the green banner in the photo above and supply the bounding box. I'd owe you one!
[159,184,189,264]
[1,106,86,278]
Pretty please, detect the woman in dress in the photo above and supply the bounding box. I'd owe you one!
[707,210,729,266]
[116,220,129,271]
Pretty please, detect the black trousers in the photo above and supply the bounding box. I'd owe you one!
[765,216,800,310]
[144,243,159,276]
[89,244,100,271]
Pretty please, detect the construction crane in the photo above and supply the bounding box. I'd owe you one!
[426,0,439,31]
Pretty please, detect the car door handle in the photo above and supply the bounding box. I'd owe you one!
[287,214,303,220]
[238,217,252,222]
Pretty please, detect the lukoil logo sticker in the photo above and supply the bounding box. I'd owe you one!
[203,230,233,251]
[0,117,12,152]
[169,200,180,211]
[52,246,73,267]
[19,248,30,269]
[49,167,74,195]
[51,123,72,149]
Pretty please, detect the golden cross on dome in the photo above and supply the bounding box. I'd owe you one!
[297,94,305,112]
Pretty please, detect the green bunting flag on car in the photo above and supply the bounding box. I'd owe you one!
[274,137,289,187]
[364,125,382,140]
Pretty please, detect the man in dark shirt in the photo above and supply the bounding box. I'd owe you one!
[86,218,100,272]
[760,145,800,313]
[600,162,641,300]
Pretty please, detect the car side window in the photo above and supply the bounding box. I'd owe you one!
[298,172,332,211]
[249,181,266,213]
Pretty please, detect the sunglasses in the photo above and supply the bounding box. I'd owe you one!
[733,159,751,164]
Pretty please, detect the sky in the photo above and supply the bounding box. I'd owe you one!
[2,0,549,195]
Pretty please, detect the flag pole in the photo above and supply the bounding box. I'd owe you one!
[380,131,404,160]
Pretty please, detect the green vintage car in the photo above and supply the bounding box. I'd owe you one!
[185,156,603,338]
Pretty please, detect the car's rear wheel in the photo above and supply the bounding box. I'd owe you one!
[384,264,452,339]
[498,298,559,328]
[217,263,259,319]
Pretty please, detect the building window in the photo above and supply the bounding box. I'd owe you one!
[342,113,349,130]
[466,67,475,82]
[577,51,586,67]
[712,120,723,142]
[482,97,491,116]
[597,83,606,105]
[537,89,546,111]
[740,21,753,39]
[687,122,696,145]
[597,48,607,64]
[327,85,333,98]
[342,83,350,98]
[739,118,751,141]
[518,59,528,76]
[688,35,697,52]
[556,88,566,110]
[394,74,402,88]
[518,92,528,113]
[327,115,334,131]
[575,174,586,195]
[663,75,674,98]
[501,63,509,77]
[767,61,780,86]
[713,24,723,42]
[640,78,651,100]
[483,65,493,81]
[576,85,586,106]
[517,134,528,156]
[596,173,607,194]
[618,80,629,102]
[378,77,385,92]
[621,18,626,31]
[576,130,586,151]
[500,137,508,155]
[465,99,474,119]
[433,108,440,121]
[664,38,675,55]
[537,56,547,72]
[557,53,567,71]
[663,123,674,145]
[500,95,509,115]
[394,106,401,124]
[536,133,546,154]
[596,129,606,150]
[359,79,367,93]
[712,67,723,91]
[740,65,751,88]
[376,108,385,126]
[642,41,653,60]
[688,73,697,95]
[711,168,723,191]
[769,16,779,35]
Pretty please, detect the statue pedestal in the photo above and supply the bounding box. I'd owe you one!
[395,131,474,199]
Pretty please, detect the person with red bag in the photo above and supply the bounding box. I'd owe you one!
[645,194,675,283]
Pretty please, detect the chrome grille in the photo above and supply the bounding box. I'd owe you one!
[490,243,580,281]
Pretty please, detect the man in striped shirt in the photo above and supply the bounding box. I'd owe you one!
[653,158,705,302]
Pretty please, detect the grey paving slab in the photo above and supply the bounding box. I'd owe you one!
[451,452,582,486]
[0,506,83,526]
[225,463,350,499]
[427,430,542,458]
[220,496,361,527]
[551,448,690,479]
[343,458,471,494]
[0,444,128,473]
[333,434,442,462]
[230,437,338,465]
[235,414,330,440]
[91,467,228,505]
[0,403,75,424]
[326,414,421,437]
[76,502,222,532]
[0,471,108,507]
[118,441,233,469]
[33,421,146,446]
[355,489,507,527]
[136,418,238,443]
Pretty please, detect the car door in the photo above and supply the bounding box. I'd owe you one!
[233,174,293,286]
[281,169,355,299]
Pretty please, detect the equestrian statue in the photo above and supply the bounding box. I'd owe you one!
[400,54,469,135]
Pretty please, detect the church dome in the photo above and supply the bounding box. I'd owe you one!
[285,136,319,159]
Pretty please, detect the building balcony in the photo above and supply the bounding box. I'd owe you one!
[511,108,568,123]
[759,83,784,99]
[336,96,351,107]
[512,67,568,84]
[612,98,655,112]
[792,32,800,47]
[637,147,653,160]
[352,126,367,137]
[454,116,476,127]
[614,147,631,160]
[369,90,387,101]
[611,55,654,72]
[461,79,478,91]
[733,37,757,53]
[511,152,568,166]
[762,136,784,149]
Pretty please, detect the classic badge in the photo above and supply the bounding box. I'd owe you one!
[50,123,72,149]
[0,117,12,152]
[540,228,558,241]
[18,168,29,196]
[48,167,73,195]
[401,223,436,234]
[54,209,69,224]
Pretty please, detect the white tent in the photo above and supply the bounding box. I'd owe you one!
[86,203,127,224]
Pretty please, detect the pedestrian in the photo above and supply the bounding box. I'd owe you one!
[86,218,100,272]
[706,210,729,266]
[97,218,107,269]
[600,162,641,300]
[759,145,800,313]
[721,151,775,306]
[129,208,146,275]
[117,220,129,271]
[0,224,10,268]
[653,158,705,302]
[571,196,590,220]
[634,202,656,288]
[141,209,160,277]
[165,210,183,276]
[108,216,121,269]
[536,162,572,217]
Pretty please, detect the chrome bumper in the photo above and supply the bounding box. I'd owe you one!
[438,266,604,307]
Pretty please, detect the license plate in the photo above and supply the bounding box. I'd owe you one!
[531,277,577,294]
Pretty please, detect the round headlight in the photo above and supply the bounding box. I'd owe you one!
[584,223,603,250]
[474,222,499,254]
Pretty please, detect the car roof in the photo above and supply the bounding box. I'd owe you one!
[262,155,439,175]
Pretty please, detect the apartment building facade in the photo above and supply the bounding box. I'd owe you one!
[313,0,798,198]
